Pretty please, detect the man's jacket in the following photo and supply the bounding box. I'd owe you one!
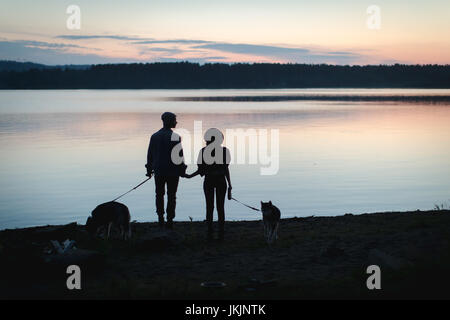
[146,128,187,176]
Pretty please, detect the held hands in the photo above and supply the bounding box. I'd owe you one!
[147,171,195,179]
[183,172,198,179]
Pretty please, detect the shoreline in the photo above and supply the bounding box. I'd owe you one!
[1,209,450,299]
[0,208,443,232]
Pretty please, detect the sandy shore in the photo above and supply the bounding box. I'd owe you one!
[1,209,450,299]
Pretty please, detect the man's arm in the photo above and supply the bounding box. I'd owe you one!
[146,136,154,177]
[177,145,188,177]
[170,133,187,177]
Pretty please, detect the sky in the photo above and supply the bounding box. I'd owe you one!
[0,0,449,65]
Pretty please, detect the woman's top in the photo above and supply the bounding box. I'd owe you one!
[197,146,231,177]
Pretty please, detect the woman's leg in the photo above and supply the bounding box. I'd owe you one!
[203,178,215,239]
[215,177,227,240]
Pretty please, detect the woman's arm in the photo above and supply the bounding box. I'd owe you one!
[225,167,232,200]
[224,147,232,199]
[185,170,200,179]
[225,167,232,188]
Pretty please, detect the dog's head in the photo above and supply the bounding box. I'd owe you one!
[85,216,98,236]
[261,201,273,212]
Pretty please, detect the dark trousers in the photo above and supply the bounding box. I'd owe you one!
[203,175,227,236]
[154,175,179,221]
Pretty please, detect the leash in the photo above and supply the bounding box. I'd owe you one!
[111,177,151,202]
[231,197,260,212]
[109,177,259,213]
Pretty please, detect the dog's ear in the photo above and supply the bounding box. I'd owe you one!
[86,216,91,226]
[269,201,272,205]
[261,201,263,205]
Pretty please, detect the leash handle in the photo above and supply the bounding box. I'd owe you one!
[231,197,260,212]
[111,177,151,202]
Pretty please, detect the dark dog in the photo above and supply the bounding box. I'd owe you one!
[86,201,131,240]
[261,201,281,244]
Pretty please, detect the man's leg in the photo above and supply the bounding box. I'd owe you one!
[165,176,179,229]
[154,175,166,228]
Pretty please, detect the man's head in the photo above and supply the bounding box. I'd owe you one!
[161,112,177,128]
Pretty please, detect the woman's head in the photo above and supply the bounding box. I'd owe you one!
[204,128,224,145]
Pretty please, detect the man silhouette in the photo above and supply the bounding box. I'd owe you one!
[146,112,187,229]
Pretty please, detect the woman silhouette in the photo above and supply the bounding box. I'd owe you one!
[186,128,232,241]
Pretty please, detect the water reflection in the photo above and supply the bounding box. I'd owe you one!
[0,90,449,229]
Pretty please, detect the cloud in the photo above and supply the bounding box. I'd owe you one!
[12,40,87,50]
[139,47,184,55]
[132,39,214,45]
[193,43,362,64]
[0,40,131,65]
[195,43,309,55]
[55,35,212,45]
[56,35,153,41]
[131,38,365,64]
[3,35,368,65]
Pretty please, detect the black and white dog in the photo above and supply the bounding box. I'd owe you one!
[261,201,281,244]
[86,201,131,240]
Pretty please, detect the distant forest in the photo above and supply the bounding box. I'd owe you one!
[0,61,449,89]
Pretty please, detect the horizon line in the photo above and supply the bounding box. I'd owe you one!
[2,59,450,68]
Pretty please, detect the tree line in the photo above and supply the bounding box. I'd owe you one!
[0,62,449,89]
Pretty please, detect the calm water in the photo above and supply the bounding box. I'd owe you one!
[1,89,450,229]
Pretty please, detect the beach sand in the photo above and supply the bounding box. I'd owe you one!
[1,209,450,299]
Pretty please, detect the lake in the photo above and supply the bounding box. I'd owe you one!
[1,89,449,229]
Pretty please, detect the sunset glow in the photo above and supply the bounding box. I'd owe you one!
[1,0,449,65]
